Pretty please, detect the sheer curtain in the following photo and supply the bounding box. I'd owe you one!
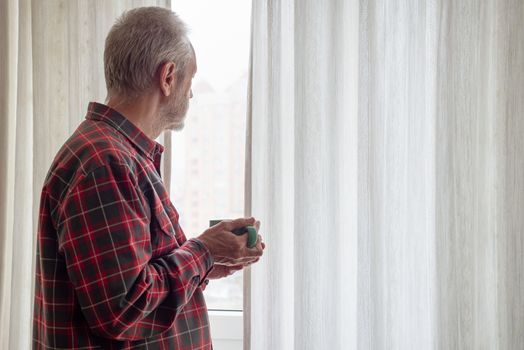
[0,1,168,349]
[246,0,524,349]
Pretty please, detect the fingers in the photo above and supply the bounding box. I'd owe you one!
[254,221,265,250]
[214,255,260,266]
[235,255,261,263]
[222,217,256,232]
[235,258,259,270]
[241,234,263,257]
[255,234,264,249]
[212,217,265,266]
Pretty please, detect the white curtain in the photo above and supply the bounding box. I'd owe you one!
[246,0,524,349]
[0,1,169,349]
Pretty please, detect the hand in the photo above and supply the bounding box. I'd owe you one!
[196,217,266,266]
[252,220,266,251]
[207,264,242,280]
[207,256,262,280]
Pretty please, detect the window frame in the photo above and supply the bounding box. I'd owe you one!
[166,1,252,346]
[208,310,243,342]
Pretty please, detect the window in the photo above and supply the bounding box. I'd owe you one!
[169,2,251,346]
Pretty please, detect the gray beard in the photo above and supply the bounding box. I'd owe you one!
[159,96,189,132]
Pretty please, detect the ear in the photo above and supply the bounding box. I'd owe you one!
[159,61,177,97]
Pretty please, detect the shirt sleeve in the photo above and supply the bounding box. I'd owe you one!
[57,161,214,341]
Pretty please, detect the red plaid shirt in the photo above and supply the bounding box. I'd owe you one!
[33,102,215,349]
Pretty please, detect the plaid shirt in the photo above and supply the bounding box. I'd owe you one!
[33,102,215,349]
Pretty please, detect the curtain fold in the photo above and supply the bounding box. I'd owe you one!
[0,1,34,349]
[0,1,169,349]
[246,0,359,349]
[358,0,437,347]
[244,0,298,349]
[247,0,524,349]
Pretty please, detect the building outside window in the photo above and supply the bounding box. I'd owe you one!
[170,0,251,315]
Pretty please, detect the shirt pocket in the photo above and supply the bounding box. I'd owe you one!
[150,205,180,257]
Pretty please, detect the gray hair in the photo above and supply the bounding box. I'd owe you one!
[104,7,193,97]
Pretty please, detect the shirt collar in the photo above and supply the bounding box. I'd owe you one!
[85,102,164,161]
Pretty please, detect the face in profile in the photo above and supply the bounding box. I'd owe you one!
[161,60,196,132]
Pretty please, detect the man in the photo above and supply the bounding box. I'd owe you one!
[33,7,265,349]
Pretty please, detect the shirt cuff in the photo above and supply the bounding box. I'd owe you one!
[184,238,214,287]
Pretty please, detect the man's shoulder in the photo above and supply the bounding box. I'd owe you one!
[43,119,138,198]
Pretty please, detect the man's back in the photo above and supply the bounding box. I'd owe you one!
[33,102,214,349]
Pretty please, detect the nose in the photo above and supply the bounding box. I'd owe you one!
[189,89,193,99]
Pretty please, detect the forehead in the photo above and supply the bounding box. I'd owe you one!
[190,56,197,75]
[189,43,197,74]
[179,53,196,80]
[182,58,196,80]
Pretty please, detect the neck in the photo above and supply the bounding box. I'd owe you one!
[105,91,164,140]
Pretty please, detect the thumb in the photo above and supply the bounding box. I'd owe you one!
[223,217,256,231]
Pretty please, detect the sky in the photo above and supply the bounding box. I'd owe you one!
[172,0,252,91]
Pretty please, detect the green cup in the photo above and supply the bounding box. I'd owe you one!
[209,219,258,248]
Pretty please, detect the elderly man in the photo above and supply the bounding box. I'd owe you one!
[32,7,265,350]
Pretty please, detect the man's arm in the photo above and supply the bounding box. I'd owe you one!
[57,161,213,341]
